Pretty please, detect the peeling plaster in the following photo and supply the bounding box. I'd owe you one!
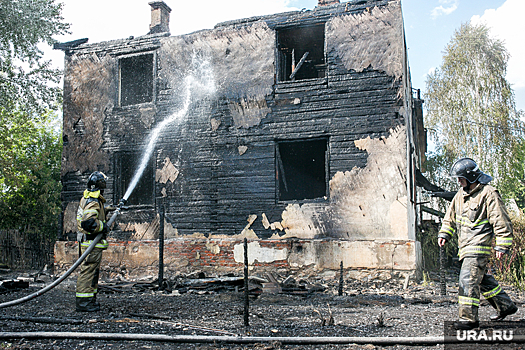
[210,118,221,131]
[205,241,221,254]
[238,145,248,155]
[63,202,78,235]
[240,214,257,237]
[329,126,407,239]
[228,94,271,128]
[269,126,408,240]
[156,157,179,184]
[139,106,157,129]
[233,241,288,264]
[119,220,158,240]
[261,213,270,229]
[280,204,320,239]
[327,1,403,79]
[270,222,284,231]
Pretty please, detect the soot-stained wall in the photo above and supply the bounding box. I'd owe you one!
[59,0,423,272]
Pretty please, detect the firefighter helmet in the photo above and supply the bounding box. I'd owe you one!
[87,171,108,191]
[449,158,492,184]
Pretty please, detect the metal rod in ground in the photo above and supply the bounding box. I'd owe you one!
[158,203,164,290]
[243,237,249,327]
[338,261,344,296]
[439,245,446,296]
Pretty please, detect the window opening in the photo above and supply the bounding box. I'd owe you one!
[276,138,328,201]
[119,53,154,107]
[115,152,154,206]
[277,24,326,82]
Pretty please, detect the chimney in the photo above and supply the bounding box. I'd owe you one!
[318,0,340,6]
[148,1,172,34]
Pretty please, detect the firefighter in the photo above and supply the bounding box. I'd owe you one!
[438,158,517,330]
[75,171,110,312]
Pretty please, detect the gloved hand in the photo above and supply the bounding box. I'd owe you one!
[99,224,108,240]
[100,223,109,235]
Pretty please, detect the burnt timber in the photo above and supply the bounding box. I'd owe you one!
[57,0,426,278]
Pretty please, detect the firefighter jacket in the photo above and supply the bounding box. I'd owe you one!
[76,190,109,249]
[438,183,513,260]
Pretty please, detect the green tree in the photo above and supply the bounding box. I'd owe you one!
[0,0,69,243]
[0,109,62,237]
[0,0,69,115]
[424,22,525,204]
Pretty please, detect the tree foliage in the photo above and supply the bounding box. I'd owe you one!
[0,0,70,115]
[0,0,69,240]
[0,109,62,238]
[424,22,525,204]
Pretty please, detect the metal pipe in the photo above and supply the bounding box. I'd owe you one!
[243,237,249,327]
[338,261,343,296]
[439,245,447,295]
[0,209,121,309]
[0,332,512,345]
[158,203,164,289]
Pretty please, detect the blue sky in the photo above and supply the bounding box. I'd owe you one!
[401,0,524,111]
[45,0,524,111]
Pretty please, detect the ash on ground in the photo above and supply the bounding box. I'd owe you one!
[1,268,524,350]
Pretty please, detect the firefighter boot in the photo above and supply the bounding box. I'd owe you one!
[76,297,101,312]
[490,304,518,321]
[92,293,101,308]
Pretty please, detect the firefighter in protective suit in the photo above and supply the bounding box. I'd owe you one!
[438,158,518,330]
[75,171,111,312]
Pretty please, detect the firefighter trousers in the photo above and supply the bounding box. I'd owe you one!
[76,246,103,298]
[458,256,515,322]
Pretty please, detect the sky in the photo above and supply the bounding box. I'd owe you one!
[43,0,525,112]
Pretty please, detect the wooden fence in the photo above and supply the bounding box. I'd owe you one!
[0,229,54,270]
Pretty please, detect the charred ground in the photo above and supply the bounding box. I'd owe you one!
[1,269,524,350]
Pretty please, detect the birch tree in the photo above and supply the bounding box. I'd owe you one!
[425,22,525,204]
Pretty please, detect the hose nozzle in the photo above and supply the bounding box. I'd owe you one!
[118,198,127,209]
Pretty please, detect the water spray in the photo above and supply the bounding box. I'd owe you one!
[0,56,216,309]
[123,56,216,202]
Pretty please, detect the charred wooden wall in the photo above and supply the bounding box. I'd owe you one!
[60,0,419,250]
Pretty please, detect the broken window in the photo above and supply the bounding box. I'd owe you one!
[276,138,328,201]
[276,24,326,82]
[114,152,155,206]
[119,53,154,107]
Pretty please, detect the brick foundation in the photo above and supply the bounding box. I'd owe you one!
[54,238,420,280]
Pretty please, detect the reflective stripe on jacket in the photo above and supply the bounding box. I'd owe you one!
[438,184,513,259]
[77,189,107,237]
[80,239,109,249]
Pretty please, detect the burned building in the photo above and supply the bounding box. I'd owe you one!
[56,0,426,278]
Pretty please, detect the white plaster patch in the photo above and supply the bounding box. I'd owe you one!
[139,106,157,129]
[328,126,408,239]
[389,196,408,239]
[210,118,221,131]
[233,241,288,264]
[280,204,319,238]
[238,145,248,155]
[205,241,220,254]
[241,214,257,236]
[156,157,179,184]
[261,213,270,229]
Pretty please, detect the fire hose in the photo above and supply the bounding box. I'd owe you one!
[0,204,124,309]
